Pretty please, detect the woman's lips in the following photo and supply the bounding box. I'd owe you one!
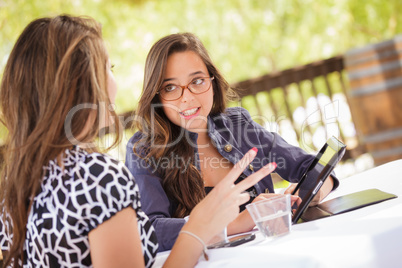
[179,107,201,119]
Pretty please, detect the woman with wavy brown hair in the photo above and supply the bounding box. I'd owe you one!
[0,16,275,267]
[126,32,337,251]
[132,33,235,219]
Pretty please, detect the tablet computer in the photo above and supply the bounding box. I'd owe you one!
[291,136,346,224]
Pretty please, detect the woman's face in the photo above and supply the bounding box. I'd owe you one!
[107,60,117,104]
[99,59,117,129]
[160,51,214,133]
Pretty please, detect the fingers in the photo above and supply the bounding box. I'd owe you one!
[284,184,297,195]
[290,195,302,207]
[233,162,277,193]
[252,193,281,203]
[219,148,258,187]
[308,193,321,207]
[238,192,251,206]
[253,194,301,207]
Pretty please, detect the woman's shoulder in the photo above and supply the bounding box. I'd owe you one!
[211,107,253,128]
[81,148,128,172]
[126,131,149,160]
[127,131,144,147]
[224,106,252,117]
[65,148,138,207]
[61,147,134,190]
[61,149,140,233]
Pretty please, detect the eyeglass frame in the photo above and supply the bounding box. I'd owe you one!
[156,76,215,101]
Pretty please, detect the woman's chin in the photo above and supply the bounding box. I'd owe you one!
[183,121,208,133]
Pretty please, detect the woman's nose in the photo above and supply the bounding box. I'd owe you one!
[180,87,194,102]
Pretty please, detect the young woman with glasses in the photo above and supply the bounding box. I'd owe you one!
[0,16,279,268]
[125,32,338,252]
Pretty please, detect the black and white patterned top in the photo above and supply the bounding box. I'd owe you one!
[0,146,158,267]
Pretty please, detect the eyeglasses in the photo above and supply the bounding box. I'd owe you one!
[157,76,214,101]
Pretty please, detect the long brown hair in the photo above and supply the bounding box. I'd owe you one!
[134,33,237,217]
[0,15,120,267]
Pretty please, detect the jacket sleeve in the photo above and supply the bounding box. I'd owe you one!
[125,134,185,252]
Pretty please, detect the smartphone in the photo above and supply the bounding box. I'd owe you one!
[207,233,256,249]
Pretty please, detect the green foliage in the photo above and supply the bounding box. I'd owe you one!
[1,0,402,116]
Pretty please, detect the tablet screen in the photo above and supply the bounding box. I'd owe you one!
[291,136,346,224]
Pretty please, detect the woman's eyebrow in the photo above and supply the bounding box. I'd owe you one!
[162,71,207,83]
[162,78,175,83]
[189,71,205,77]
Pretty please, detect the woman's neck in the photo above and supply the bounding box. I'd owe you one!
[195,130,210,147]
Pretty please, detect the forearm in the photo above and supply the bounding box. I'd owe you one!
[163,232,204,268]
[320,175,335,201]
[163,221,210,268]
[227,210,255,235]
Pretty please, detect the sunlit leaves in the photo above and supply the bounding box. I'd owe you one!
[1,0,401,114]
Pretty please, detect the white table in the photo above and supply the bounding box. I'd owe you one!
[153,159,402,268]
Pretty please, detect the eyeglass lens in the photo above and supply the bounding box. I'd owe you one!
[160,77,213,101]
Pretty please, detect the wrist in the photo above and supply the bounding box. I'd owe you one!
[182,218,211,244]
[227,213,243,235]
[183,217,227,245]
[178,230,209,261]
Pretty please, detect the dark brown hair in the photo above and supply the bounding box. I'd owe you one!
[134,33,237,217]
[0,15,120,267]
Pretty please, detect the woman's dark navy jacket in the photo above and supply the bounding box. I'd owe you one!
[125,107,339,252]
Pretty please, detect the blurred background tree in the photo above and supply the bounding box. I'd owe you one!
[1,0,401,114]
[1,0,401,162]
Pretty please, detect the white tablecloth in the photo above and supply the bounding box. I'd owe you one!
[153,159,402,268]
